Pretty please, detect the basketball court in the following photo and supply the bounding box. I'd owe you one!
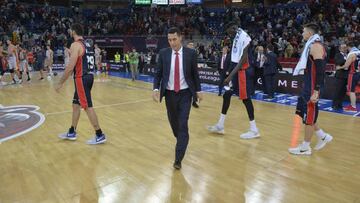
[1,72,359,202]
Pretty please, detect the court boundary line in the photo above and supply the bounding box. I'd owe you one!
[45,98,152,116]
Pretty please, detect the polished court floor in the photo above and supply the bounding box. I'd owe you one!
[0,73,359,203]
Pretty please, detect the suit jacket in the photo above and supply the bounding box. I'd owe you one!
[217,54,231,76]
[153,47,201,102]
[334,51,348,79]
[263,52,279,75]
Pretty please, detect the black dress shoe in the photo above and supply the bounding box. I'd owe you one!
[173,161,182,170]
[192,102,199,108]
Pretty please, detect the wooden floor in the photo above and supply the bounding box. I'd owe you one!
[0,72,359,203]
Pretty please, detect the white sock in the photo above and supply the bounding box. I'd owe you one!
[315,129,326,139]
[218,114,226,127]
[249,120,258,132]
[302,141,311,149]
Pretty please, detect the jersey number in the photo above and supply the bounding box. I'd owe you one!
[87,55,95,70]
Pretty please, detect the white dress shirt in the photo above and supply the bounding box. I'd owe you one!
[167,47,189,91]
[221,54,226,69]
[257,53,266,68]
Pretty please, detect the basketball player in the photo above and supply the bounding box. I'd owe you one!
[37,46,46,80]
[207,21,260,139]
[94,43,101,74]
[6,40,19,84]
[0,41,6,85]
[55,23,106,145]
[41,45,53,79]
[101,49,108,75]
[288,23,332,155]
[27,48,35,76]
[19,46,30,82]
[341,42,360,112]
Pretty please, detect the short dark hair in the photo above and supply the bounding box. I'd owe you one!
[71,23,84,36]
[304,23,319,34]
[168,27,181,36]
[267,44,274,51]
[224,20,240,30]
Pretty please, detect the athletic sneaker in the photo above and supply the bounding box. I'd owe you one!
[314,134,333,151]
[207,124,225,134]
[288,145,312,155]
[58,132,77,141]
[240,130,260,139]
[87,134,106,145]
[343,105,357,112]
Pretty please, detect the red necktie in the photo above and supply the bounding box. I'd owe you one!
[174,51,180,93]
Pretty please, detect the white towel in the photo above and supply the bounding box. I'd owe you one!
[293,34,321,76]
[225,28,251,90]
[347,47,360,59]
[231,28,251,63]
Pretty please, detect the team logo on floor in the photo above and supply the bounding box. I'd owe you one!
[0,105,45,142]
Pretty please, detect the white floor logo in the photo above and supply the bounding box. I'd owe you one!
[0,105,45,143]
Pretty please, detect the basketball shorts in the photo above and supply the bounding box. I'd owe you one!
[347,72,360,92]
[226,69,253,100]
[296,94,319,125]
[20,60,28,71]
[8,56,17,70]
[73,74,94,109]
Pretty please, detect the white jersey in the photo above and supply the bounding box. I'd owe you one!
[46,50,52,60]
[19,51,27,61]
[95,48,101,58]
[7,46,17,70]
[231,28,251,63]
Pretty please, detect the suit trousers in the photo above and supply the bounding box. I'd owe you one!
[332,76,348,109]
[165,89,192,162]
[264,73,276,98]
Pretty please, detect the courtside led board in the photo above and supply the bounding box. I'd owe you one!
[152,0,168,4]
[135,0,151,4]
[169,0,185,4]
[186,0,202,4]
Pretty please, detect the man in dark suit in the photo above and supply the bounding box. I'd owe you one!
[152,27,203,170]
[263,44,280,99]
[187,41,200,108]
[218,45,230,96]
[255,45,266,93]
[332,43,348,110]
